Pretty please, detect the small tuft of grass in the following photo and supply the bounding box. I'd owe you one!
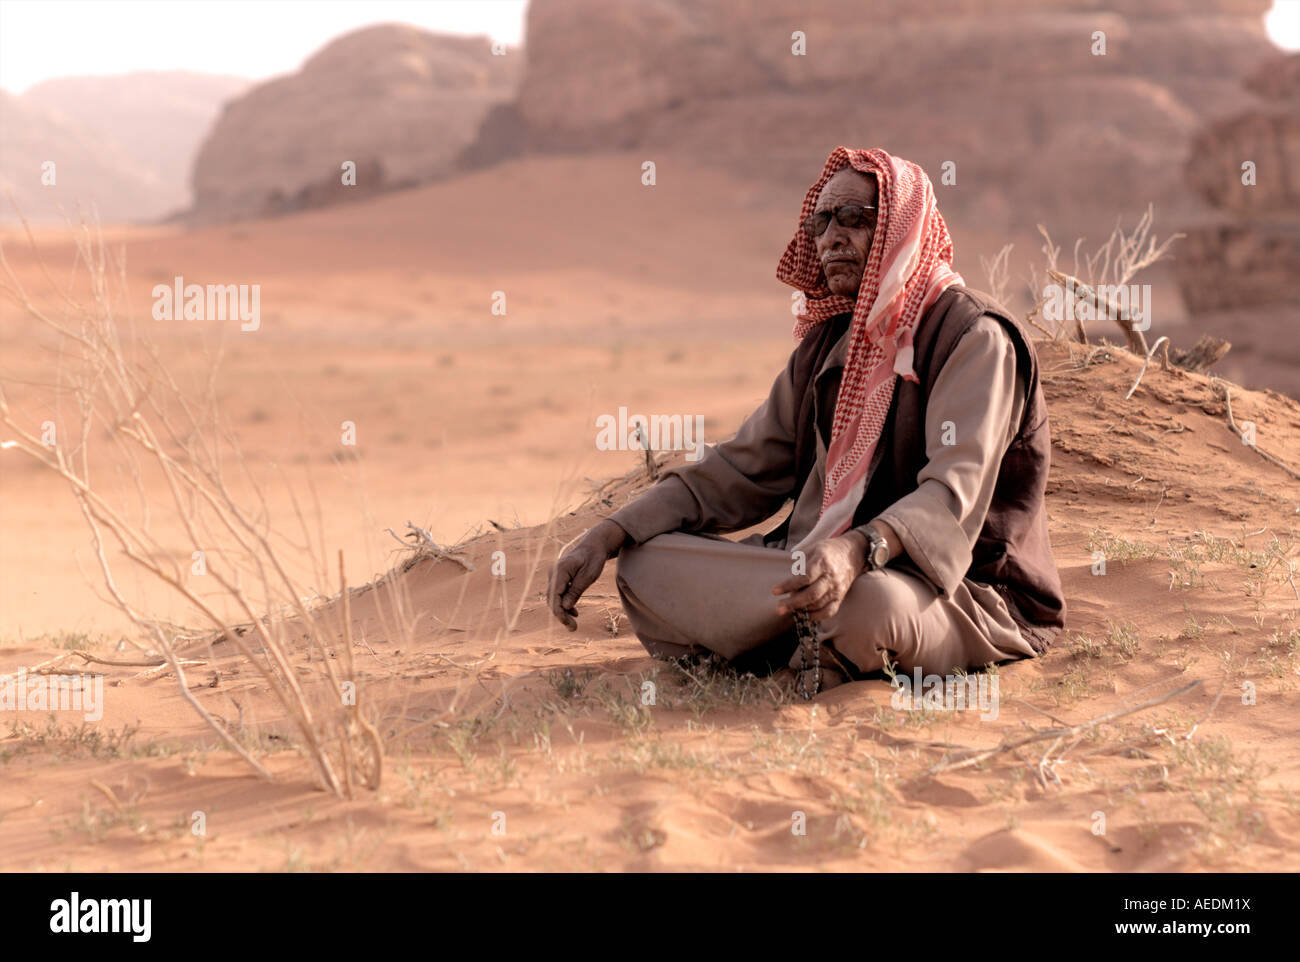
[659,657,792,717]
[545,667,595,701]
[1,718,174,763]
[617,816,667,854]
[1179,611,1206,641]
[1069,632,1105,661]
[1088,530,1159,564]
[56,795,151,845]
[1054,665,1095,705]
[1106,620,1141,661]
[29,631,101,651]
[1266,627,1299,654]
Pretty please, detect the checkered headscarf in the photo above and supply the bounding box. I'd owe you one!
[777,147,963,549]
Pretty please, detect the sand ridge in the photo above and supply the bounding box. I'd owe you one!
[2,337,1298,871]
[1,154,1297,872]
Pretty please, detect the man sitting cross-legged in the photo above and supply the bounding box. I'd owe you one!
[547,147,1066,695]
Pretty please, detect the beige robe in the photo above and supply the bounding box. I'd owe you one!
[607,315,1038,677]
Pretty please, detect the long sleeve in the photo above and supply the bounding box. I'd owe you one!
[861,316,1025,595]
[604,352,802,546]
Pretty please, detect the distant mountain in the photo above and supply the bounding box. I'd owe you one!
[0,71,250,224]
[187,24,521,223]
[1177,51,1300,398]
[478,0,1278,241]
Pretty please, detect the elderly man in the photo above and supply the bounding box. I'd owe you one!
[547,147,1065,696]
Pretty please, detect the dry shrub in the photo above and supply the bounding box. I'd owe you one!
[1024,204,1181,349]
[0,218,441,796]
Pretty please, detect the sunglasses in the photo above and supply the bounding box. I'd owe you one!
[801,204,878,238]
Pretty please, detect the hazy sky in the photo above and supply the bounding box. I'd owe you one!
[1267,0,1300,50]
[1,0,1297,94]
[0,0,529,93]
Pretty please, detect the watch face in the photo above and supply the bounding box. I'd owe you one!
[870,539,889,568]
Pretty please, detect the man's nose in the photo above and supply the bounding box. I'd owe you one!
[820,219,851,250]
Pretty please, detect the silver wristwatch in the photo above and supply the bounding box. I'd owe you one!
[863,524,890,571]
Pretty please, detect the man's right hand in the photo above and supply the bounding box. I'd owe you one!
[547,519,629,631]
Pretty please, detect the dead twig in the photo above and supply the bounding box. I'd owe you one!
[71,650,168,668]
[1170,335,1230,373]
[385,521,476,571]
[1048,269,1148,355]
[1266,544,1300,601]
[923,679,1201,777]
[1124,335,1169,400]
[1214,380,1300,481]
[981,242,1014,306]
[89,778,126,816]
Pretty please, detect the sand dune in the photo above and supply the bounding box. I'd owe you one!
[1,151,1297,871]
[1,329,1298,869]
[0,154,795,638]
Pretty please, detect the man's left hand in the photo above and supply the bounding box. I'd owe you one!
[772,532,868,623]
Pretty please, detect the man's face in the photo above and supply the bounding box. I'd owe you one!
[813,168,879,299]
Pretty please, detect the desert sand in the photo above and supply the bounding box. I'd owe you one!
[1,154,1298,871]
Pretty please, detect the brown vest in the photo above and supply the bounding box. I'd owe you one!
[780,285,1066,653]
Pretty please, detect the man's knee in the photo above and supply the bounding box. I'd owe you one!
[613,545,656,631]
[614,533,691,589]
[613,533,790,660]
[822,569,923,667]
[613,537,668,609]
[614,539,645,583]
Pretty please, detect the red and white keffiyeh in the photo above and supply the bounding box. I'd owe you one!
[777,147,964,550]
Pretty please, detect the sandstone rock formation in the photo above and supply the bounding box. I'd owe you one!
[0,72,248,224]
[467,0,1275,241]
[1187,58,1300,219]
[1177,51,1300,398]
[189,24,520,222]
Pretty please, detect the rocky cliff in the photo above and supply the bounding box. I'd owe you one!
[189,24,520,222]
[480,0,1276,240]
[0,72,248,224]
[1177,50,1300,398]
